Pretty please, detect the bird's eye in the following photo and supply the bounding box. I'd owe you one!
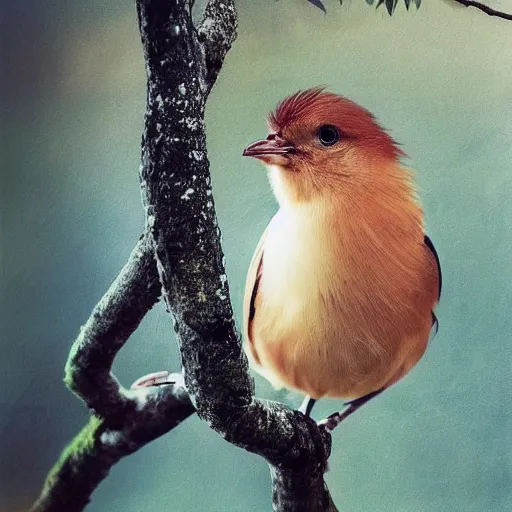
[317,125,340,147]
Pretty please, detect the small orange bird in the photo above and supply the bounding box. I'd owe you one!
[242,87,441,424]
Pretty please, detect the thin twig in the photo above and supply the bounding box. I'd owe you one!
[452,0,512,20]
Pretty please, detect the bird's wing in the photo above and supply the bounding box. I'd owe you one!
[243,225,268,366]
[424,234,442,333]
[424,234,442,300]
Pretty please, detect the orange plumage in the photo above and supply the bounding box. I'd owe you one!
[243,87,441,407]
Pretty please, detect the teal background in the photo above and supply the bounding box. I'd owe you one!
[1,1,511,511]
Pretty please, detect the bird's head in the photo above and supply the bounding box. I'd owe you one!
[243,87,406,206]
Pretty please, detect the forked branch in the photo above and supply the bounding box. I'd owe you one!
[31,234,195,512]
[33,0,337,510]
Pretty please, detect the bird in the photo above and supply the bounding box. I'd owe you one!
[242,87,441,427]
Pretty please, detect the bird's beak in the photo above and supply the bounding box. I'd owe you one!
[243,137,295,163]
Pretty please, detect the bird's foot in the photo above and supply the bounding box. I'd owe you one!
[317,388,384,431]
[298,395,317,416]
[317,410,347,432]
[131,370,173,389]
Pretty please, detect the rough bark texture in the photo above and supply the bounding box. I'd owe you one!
[31,377,194,512]
[32,1,338,511]
[270,466,338,512]
[31,233,195,511]
[138,1,336,507]
[64,233,160,419]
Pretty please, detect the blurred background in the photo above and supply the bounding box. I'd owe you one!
[1,0,511,511]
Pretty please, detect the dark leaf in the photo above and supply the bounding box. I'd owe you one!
[413,0,422,7]
[404,0,411,9]
[366,0,375,4]
[376,0,385,8]
[307,0,327,13]
[385,0,398,15]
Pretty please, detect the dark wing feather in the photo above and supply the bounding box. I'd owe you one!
[249,258,263,321]
[243,226,268,367]
[424,234,442,331]
[424,234,442,300]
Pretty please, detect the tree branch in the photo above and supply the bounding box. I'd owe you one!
[64,232,161,420]
[452,0,512,20]
[197,0,237,90]
[137,0,337,510]
[270,466,338,512]
[31,375,194,512]
[32,233,196,511]
[34,0,339,509]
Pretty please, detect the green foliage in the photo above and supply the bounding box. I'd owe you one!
[306,0,421,14]
[308,0,328,13]
[377,0,397,16]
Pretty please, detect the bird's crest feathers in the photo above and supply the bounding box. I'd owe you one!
[268,87,327,131]
[268,87,406,160]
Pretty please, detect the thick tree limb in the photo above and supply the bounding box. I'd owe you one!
[34,1,338,510]
[29,0,510,509]
[137,0,337,510]
[270,466,338,512]
[452,0,512,20]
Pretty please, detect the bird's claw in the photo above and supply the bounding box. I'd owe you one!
[131,370,172,389]
[317,412,343,432]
